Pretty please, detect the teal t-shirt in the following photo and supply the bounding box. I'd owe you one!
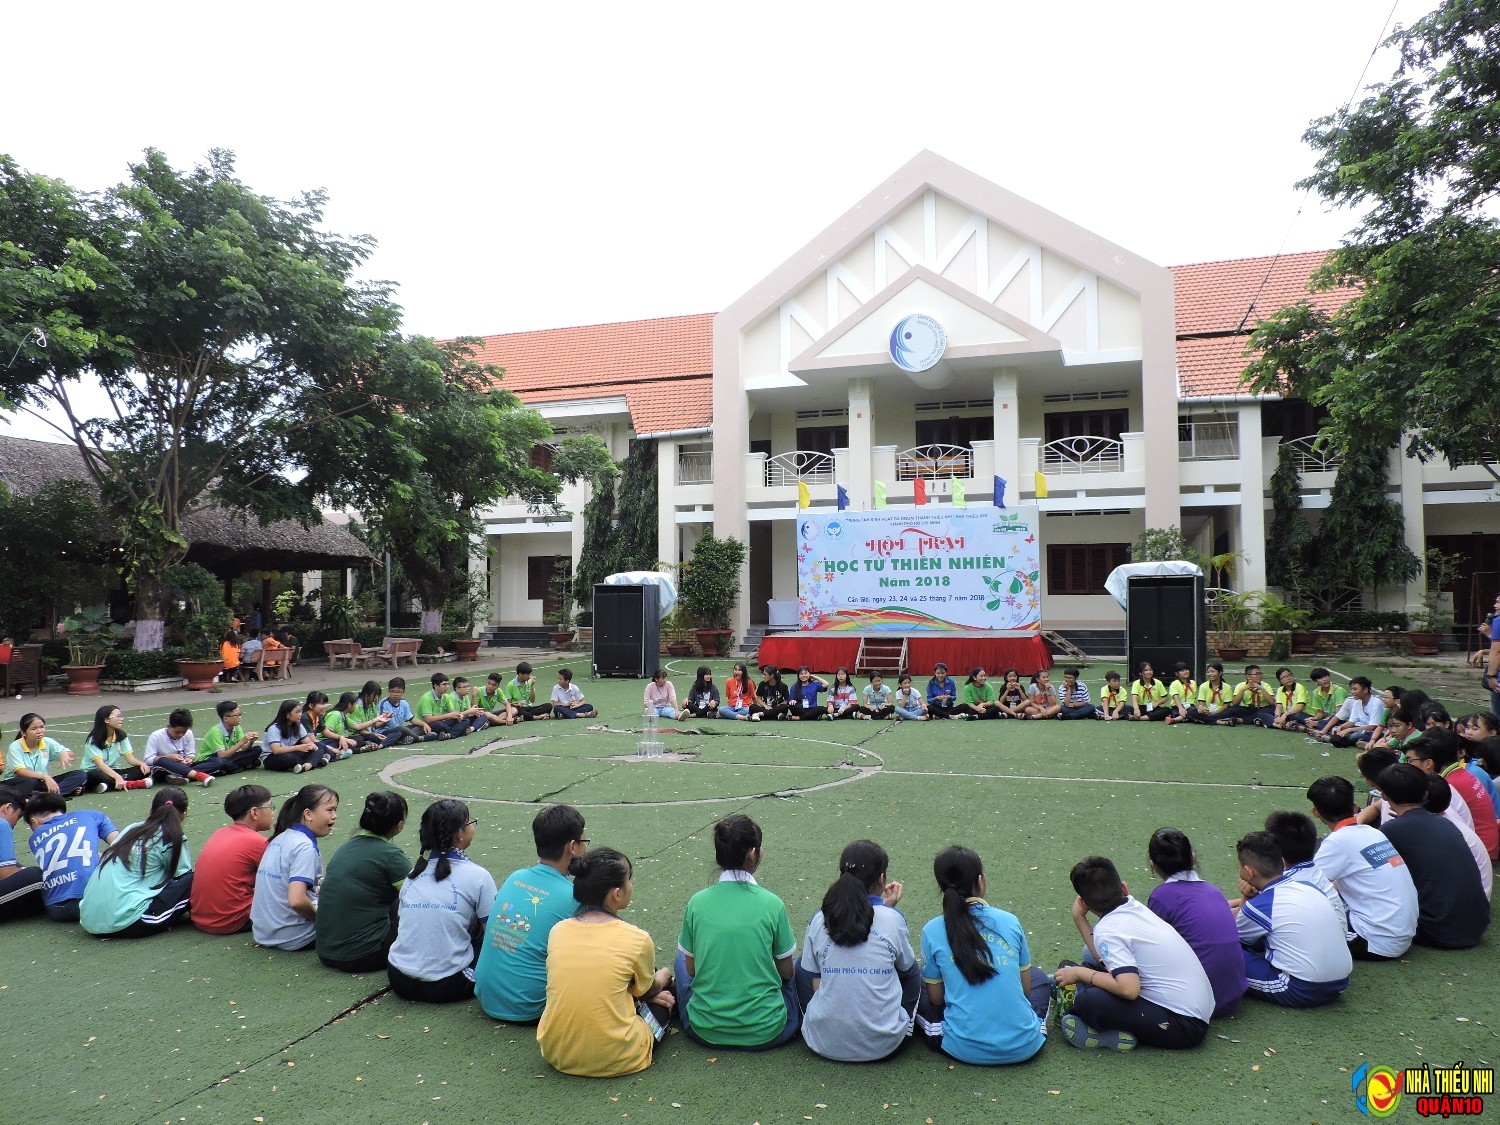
[474,862,575,1022]
[677,877,796,1047]
[3,736,70,780]
[79,822,193,935]
[83,736,135,771]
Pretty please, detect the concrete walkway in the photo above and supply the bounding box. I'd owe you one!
[1,645,567,727]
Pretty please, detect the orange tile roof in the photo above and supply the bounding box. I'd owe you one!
[458,253,1357,413]
[1169,251,1355,398]
[463,313,714,434]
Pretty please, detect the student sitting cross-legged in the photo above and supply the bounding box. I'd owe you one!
[504,663,555,722]
[415,673,465,740]
[1234,831,1352,1008]
[191,784,275,935]
[23,791,117,922]
[143,708,217,788]
[1057,667,1094,720]
[196,700,265,774]
[79,787,195,939]
[474,804,590,1024]
[550,669,597,719]
[798,840,920,1063]
[1053,855,1215,1051]
[1144,828,1247,1020]
[386,799,497,1003]
[892,675,928,721]
[316,791,410,972]
[538,847,675,1078]
[916,846,1047,1065]
[251,784,339,951]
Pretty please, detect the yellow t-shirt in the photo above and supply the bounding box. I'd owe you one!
[1232,681,1274,709]
[538,916,656,1078]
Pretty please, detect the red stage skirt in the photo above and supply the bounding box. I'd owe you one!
[754,634,1053,677]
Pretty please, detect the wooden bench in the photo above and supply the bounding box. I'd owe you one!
[364,637,420,668]
[261,648,294,681]
[324,639,366,670]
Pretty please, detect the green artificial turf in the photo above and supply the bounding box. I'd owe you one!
[1,658,1494,1125]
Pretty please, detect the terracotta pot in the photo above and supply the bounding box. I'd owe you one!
[1409,631,1442,656]
[1291,630,1319,654]
[1216,647,1249,662]
[695,628,732,657]
[63,664,105,695]
[550,630,575,652]
[175,658,225,691]
[452,638,483,662]
[666,642,693,657]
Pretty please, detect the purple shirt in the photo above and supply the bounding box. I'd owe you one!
[1147,872,1248,1018]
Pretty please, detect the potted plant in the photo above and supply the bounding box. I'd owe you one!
[169,563,234,690]
[661,599,695,657]
[449,570,489,661]
[1207,589,1253,662]
[548,559,577,651]
[1255,591,1312,662]
[60,604,125,694]
[678,530,747,657]
[1409,547,1463,656]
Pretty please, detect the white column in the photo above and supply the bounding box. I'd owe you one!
[657,440,678,567]
[992,368,1019,495]
[1237,404,1266,592]
[848,378,873,507]
[1396,435,1426,614]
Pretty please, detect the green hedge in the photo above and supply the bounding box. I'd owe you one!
[1307,610,1410,631]
[102,648,191,680]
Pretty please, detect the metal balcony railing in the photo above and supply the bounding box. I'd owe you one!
[676,450,713,485]
[764,450,835,487]
[895,444,973,481]
[1040,435,1124,473]
[1281,435,1342,472]
[1178,421,1239,461]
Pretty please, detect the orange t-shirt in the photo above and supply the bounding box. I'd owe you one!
[220,641,240,670]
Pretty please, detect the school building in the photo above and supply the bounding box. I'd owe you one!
[466,151,1500,644]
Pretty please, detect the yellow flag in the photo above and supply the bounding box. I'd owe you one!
[873,481,887,509]
[1034,471,1049,499]
[951,479,966,508]
[797,480,811,510]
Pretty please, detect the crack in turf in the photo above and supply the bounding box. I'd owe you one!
[133,985,393,1125]
[530,760,623,803]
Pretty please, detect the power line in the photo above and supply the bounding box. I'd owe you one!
[1233,0,1405,335]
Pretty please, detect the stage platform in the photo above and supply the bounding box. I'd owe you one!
[754,633,1052,677]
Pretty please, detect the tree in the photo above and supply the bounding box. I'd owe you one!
[351,336,613,633]
[571,438,660,607]
[1265,443,1313,590]
[1244,0,1500,482]
[0,481,116,638]
[0,149,402,646]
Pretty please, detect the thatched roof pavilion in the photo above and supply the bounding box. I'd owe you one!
[0,435,372,576]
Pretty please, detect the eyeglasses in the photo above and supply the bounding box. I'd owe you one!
[254,803,276,811]
[577,837,591,846]
[465,818,478,828]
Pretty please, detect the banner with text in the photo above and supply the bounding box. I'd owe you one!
[796,507,1041,632]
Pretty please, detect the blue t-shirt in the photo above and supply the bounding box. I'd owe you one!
[379,698,414,732]
[474,862,575,1022]
[788,680,825,708]
[27,809,117,906]
[927,676,958,705]
[920,900,1045,1065]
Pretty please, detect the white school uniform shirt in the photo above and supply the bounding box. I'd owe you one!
[143,727,197,766]
[1237,875,1353,984]
[550,683,586,707]
[1311,822,1418,957]
[1335,694,1386,727]
[1092,896,1214,1023]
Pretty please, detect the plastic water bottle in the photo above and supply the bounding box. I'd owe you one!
[639,703,660,759]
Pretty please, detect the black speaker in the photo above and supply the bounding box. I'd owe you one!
[1126,574,1206,681]
[592,583,661,678]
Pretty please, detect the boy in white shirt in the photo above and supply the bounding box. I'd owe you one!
[550,668,597,719]
[1236,831,1352,1007]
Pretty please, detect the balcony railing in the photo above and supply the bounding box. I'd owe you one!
[895,444,973,481]
[764,450,835,487]
[676,450,713,485]
[1280,435,1342,472]
[1179,421,1239,461]
[1041,435,1124,473]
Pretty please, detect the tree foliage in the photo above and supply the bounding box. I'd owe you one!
[0,481,115,638]
[679,529,747,630]
[349,336,613,628]
[0,149,402,640]
[1243,0,1500,481]
[1265,443,1314,590]
[571,438,660,606]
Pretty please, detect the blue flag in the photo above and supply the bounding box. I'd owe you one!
[993,475,1007,509]
[836,484,849,511]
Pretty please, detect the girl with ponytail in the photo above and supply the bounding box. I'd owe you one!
[674,814,800,1049]
[915,846,1049,1065]
[316,791,410,972]
[796,840,920,1062]
[79,787,194,937]
[537,847,675,1077]
[252,784,339,950]
[387,799,497,1002]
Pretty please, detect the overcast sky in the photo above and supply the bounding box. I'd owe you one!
[4,0,1433,439]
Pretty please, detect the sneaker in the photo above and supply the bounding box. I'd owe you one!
[860,713,872,720]
[954,713,971,720]
[93,783,109,794]
[750,713,762,722]
[1061,1013,1135,1052]
[199,773,214,788]
[338,749,354,760]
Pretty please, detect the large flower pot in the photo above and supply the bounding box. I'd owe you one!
[695,629,732,657]
[1409,631,1442,656]
[452,638,483,662]
[64,664,105,695]
[176,657,225,691]
[550,630,575,652]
